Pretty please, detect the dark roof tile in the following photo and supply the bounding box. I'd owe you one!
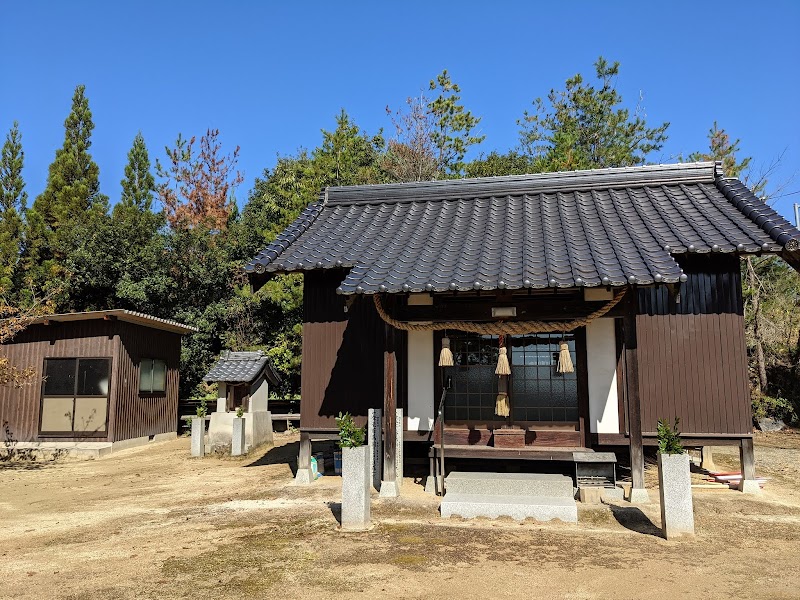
[245,162,800,292]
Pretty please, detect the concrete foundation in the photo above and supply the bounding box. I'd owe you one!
[658,453,695,539]
[701,446,717,472]
[6,432,177,461]
[628,487,651,504]
[208,410,273,453]
[341,445,371,530]
[738,479,762,494]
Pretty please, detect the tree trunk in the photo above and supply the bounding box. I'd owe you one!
[746,257,768,393]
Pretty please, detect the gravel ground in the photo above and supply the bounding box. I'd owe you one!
[1,430,799,599]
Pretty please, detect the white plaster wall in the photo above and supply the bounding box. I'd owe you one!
[586,318,621,434]
[216,382,227,413]
[249,375,269,412]
[407,330,434,431]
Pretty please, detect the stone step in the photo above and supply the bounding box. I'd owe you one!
[440,493,577,523]
[444,471,574,498]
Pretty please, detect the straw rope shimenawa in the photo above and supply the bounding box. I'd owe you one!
[372,288,626,334]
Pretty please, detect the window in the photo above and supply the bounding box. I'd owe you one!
[446,333,499,422]
[139,358,167,393]
[40,358,110,435]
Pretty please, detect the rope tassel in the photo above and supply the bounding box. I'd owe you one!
[438,336,454,367]
[495,347,511,375]
[556,340,574,373]
[495,393,510,417]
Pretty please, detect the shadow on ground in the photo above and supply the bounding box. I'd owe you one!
[245,441,299,473]
[610,504,663,538]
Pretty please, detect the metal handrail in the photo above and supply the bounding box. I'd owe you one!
[436,387,447,495]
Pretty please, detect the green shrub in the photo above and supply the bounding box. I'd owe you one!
[335,412,365,448]
[196,397,208,418]
[751,392,797,424]
[657,417,684,455]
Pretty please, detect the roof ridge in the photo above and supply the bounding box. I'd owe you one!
[324,162,719,205]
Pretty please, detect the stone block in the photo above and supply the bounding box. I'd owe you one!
[395,408,403,488]
[700,446,717,472]
[601,487,625,503]
[628,487,650,504]
[231,417,246,456]
[440,493,577,523]
[191,418,205,457]
[738,479,762,494]
[658,453,695,539]
[578,487,603,504]
[341,446,371,530]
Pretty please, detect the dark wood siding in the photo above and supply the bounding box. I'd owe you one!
[636,255,751,435]
[300,270,385,430]
[0,320,119,442]
[0,319,184,443]
[112,321,181,442]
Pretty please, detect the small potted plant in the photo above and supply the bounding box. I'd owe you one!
[336,412,370,530]
[657,417,694,538]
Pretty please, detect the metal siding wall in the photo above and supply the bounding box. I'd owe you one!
[636,256,751,435]
[0,321,118,442]
[300,270,385,430]
[112,322,181,441]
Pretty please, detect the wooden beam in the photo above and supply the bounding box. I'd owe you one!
[739,437,756,480]
[623,288,646,492]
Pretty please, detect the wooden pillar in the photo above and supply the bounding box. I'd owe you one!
[381,319,399,496]
[623,288,647,500]
[738,437,760,493]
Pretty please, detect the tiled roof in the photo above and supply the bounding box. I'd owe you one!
[203,351,280,385]
[245,162,800,294]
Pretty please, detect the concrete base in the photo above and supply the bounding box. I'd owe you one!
[208,410,273,453]
[578,487,603,504]
[738,479,762,494]
[441,493,578,522]
[658,453,695,539]
[379,480,400,498]
[701,446,717,472]
[341,446,371,530]
[294,468,315,484]
[7,432,177,461]
[601,487,625,503]
[424,475,440,495]
[628,488,651,504]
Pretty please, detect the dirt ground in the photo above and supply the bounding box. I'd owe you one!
[2,431,800,600]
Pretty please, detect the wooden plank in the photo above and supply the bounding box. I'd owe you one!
[575,327,591,447]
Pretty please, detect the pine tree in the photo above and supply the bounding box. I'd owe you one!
[0,121,27,294]
[517,57,669,172]
[120,132,156,210]
[22,85,108,305]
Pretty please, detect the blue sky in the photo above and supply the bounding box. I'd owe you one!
[2,1,799,219]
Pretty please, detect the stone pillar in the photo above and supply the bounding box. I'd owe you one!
[395,408,403,489]
[738,437,761,494]
[368,408,382,492]
[700,446,717,472]
[341,445,371,530]
[658,453,695,539]
[191,417,205,457]
[231,417,246,456]
[295,431,314,484]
